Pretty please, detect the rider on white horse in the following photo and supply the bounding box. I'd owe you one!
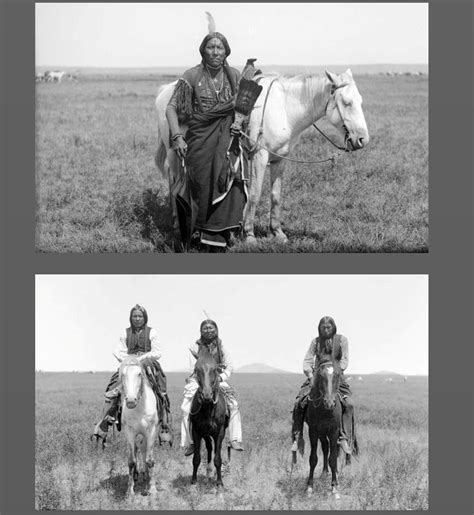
[92,304,171,446]
[181,319,244,456]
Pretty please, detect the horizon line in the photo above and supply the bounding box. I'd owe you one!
[35,62,429,70]
[35,369,429,376]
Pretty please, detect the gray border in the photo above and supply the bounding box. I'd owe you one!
[3,0,474,514]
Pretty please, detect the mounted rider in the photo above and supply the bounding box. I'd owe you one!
[92,304,172,446]
[181,319,244,456]
[291,316,356,455]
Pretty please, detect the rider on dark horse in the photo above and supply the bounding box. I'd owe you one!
[181,319,244,456]
[92,304,172,446]
[291,316,355,455]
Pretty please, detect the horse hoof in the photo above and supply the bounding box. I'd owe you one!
[332,491,341,500]
[272,232,288,243]
[245,234,257,245]
[307,487,313,497]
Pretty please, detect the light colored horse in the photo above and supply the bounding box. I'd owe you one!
[155,68,369,244]
[119,356,159,497]
[48,70,66,83]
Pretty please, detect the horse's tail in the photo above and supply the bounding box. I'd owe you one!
[154,83,171,180]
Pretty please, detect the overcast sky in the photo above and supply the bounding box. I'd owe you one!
[35,3,428,68]
[36,275,428,375]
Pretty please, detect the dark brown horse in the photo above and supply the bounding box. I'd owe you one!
[306,359,343,498]
[189,346,229,487]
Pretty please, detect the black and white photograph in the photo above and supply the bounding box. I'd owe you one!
[36,274,428,510]
[35,3,428,253]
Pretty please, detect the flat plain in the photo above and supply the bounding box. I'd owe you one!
[35,70,428,252]
[36,371,428,510]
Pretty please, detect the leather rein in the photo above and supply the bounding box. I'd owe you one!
[189,374,220,416]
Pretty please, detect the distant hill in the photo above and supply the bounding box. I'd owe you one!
[235,363,293,374]
[372,370,402,376]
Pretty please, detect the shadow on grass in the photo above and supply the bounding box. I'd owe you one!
[100,471,154,500]
[110,187,180,252]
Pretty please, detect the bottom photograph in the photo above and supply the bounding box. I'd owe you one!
[35,274,428,511]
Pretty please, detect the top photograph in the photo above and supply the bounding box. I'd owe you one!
[35,3,428,253]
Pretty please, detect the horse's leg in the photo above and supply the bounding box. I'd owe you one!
[127,440,137,498]
[191,433,202,485]
[204,436,213,479]
[307,427,318,495]
[320,436,329,476]
[214,426,226,488]
[145,424,158,495]
[269,159,288,242]
[329,432,340,499]
[243,150,269,243]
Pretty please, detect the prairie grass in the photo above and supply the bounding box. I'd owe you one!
[36,372,428,510]
[35,73,428,252]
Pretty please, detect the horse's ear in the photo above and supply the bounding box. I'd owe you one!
[345,68,353,79]
[190,349,199,360]
[325,70,338,85]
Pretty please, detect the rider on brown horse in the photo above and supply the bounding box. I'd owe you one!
[181,319,244,456]
[291,316,355,455]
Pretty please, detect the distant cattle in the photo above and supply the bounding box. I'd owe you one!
[357,376,363,381]
[384,377,393,383]
[346,376,353,382]
[403,375,408,383]
[35,72,46,82]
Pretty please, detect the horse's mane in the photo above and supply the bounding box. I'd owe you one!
[119,356,142,376]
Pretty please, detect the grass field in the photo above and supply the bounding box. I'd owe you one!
[36,371,428,510]
[35,71,428,252]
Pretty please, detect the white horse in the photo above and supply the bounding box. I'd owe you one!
[119,356,159,497]
[155,68,369,244]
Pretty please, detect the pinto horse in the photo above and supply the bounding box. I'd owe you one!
[155,68,369,244]
[305,360,343,498]
[189,347,229,487]
[119,356,160,497]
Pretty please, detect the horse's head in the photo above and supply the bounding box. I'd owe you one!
[119,356,144,409]
[325,69,369,151]
[311,360,342,410]
[193,348,220,404]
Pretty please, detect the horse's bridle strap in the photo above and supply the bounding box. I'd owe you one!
[312,81,352,152]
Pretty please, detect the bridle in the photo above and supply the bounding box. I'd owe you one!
[190,366,220,415]
[238,77,352,164]
[312,82,352,152]
[308,361,339,408]
[121,362,144,405]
